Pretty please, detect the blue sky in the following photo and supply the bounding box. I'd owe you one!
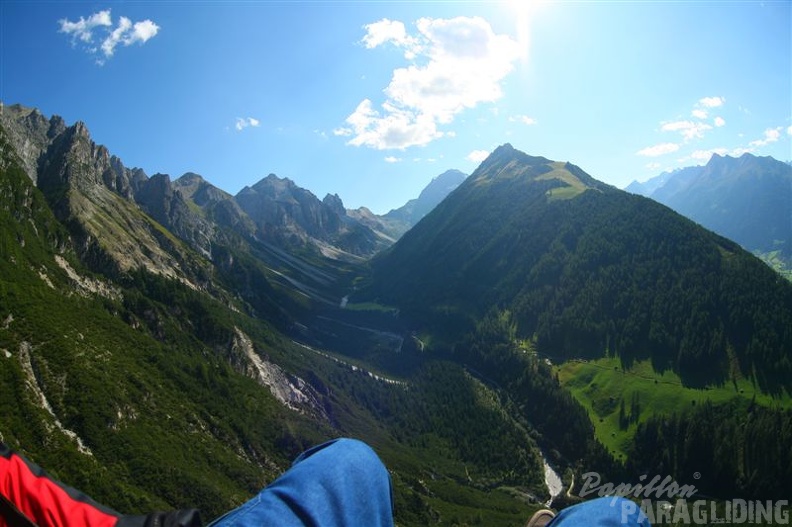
[2,1,790,214]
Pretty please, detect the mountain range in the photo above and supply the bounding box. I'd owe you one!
[2,103,791,524]
[0,103,466,264]
[627,153,792,277]
[365,144,792,389]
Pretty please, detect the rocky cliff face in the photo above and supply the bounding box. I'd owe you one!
[0,103,66,183]
[1,103,400,329]
[1,103,462,271]
[235,174,390,258]
[1,104,212,283]
[173,172,259,245]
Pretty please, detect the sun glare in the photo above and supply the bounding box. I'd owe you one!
[504,0,546,60]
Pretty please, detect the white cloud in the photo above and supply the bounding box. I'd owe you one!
[59,10,159,63]
[59,10,112,43]
[636,143,680,157]
[787,125,792,136]
[467,149,491,162]
[102,18,159,58]
[509,115,537,125]
[749,127,782,147]
[384,156,402,163]
[699,96,725,108]
[362,19,417,55]
[343,99,442,150]
[235,117,260,131]
[342,16,522,150]
[691,109,708,119]
[661,120,712,140]
[714,116,726,127]
[661,120,694,132]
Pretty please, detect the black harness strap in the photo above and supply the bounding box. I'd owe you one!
[0,492,38,527]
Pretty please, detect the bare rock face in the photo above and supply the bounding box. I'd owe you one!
[0,103,64,183]
[1,103,211,284]
[174,173,256,236]
[2,103,464,274]
[229,328,330,422]
[235,174,389,258]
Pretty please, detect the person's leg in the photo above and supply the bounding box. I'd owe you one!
[547,497,651,526]
[209,438,394,527]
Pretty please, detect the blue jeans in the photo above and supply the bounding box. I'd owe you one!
[208,438,394,527]
[207,437,649,527]
[550,496,652,526]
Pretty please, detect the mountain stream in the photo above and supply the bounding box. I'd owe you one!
[542,454,564,507]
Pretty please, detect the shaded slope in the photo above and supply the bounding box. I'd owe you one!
[366,144,792,391]
[628,154,792,275]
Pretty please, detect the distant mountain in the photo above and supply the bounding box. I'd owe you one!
[343,169,468,242]
[235,174,390,259]
[626,153,792,275]
[384,169,467,229]
[366,144,792,391]
[625,166,697,198]
[230,167,468,257]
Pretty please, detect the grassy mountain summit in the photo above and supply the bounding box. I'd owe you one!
[366,143,792,392]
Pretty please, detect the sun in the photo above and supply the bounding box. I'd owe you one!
[507,0,537,18]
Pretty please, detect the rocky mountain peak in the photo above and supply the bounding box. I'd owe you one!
[178,172,206,185]
[72,121,91,140]
[0,102,59,182]
[322,193,345,217]
[418,169,467,201]
[255,173,294,191]
[48,115,67,138]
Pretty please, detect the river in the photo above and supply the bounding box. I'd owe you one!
[542,453,564,507]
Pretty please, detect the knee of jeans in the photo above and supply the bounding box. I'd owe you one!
[331,438,388,477]
[334,438,382,462]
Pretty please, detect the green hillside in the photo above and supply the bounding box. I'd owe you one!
[363,144,792,500]
[367,144,792,393]
[557,357,792,457]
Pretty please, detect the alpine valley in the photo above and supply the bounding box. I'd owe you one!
[2,103,791,526]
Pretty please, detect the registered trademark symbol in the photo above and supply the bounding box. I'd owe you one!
[693,472,701,479]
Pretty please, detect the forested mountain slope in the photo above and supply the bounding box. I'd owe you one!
[627,153,792,278]
[362,144,792,500]
[366,144,792,391]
